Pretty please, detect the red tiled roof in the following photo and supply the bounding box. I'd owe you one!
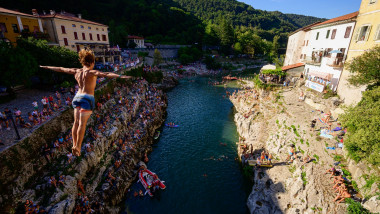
[0,7,38,18]
[289,21,323,36]
[128,35,144,40]
[282,63,304,71]
[313,11,358,27]
[39,13,107,27]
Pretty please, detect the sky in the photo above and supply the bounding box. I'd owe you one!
[239,0,362,19]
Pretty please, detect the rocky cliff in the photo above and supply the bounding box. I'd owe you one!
[0,80,168,213]
[230,84,379,214]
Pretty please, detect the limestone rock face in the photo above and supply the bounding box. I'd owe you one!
[49,198,75,214]
[363,196,380,213]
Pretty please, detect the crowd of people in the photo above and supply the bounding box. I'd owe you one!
[24,200,47,213]
[0,88,72,131]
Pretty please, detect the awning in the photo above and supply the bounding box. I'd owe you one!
[308,71,332,80]
[282,63,304,71]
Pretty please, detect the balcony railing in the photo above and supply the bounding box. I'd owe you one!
[304,56,322,66]
[327,57,344,68]
[20,31,50,40]
[94,51,121,57]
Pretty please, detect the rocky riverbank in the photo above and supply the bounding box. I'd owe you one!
[230,82,380,213]
[0,79,169,213]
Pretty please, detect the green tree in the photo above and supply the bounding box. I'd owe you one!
[153,49,163,65]
[218,18,235,54]
[0,42,37,91]
[340,86,380,165]
[346,46,380,87]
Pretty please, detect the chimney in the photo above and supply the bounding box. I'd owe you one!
[50,10,55,15]
[32,9,38,16]
[78,14,82,19]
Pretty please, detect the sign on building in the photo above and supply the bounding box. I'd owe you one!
[305,80,325,92]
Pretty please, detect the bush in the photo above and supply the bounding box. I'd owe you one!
[178,46,202,65]
[340,86,380,166]
[204,55,221,70]
[124,67,163,84]
[261,68,286,77]
[345,198,370,214]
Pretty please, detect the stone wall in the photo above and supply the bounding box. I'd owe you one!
[0,79,167,213]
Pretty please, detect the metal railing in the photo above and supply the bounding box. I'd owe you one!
[304,56,322,66]
[327,57,344,68]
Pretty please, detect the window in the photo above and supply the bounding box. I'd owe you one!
[64,38,68,46]
[96,28,98,31]
[33,26,39,32]
[102,34,107,41]
[355,25,372,41]
[61,25,66,34]
[72,24,76,27]
[76,45,80,52]
[74,32,78,40]
[300,54,303,59]
[23,25,30,32]
[326,30,330,38]
[82,33,86,40]
[89,33,93,40]
[324,48,333,57]
[369,0,377,4]
[102,28,104,31]
[88,26,91,29]
[374,24,380,41]
[97,34,100,41]
[316,32,319,40]
[0,23,7,33]
[331,29,337,39]
[302,40,305,46]
[11,24,18,33]
[344,26,352,38]
[80,25,84,29]
[306,40,309,46]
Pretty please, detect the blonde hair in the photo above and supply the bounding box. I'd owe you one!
[78,49,95,67]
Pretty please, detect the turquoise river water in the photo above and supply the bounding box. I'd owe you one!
[124,77,251,214]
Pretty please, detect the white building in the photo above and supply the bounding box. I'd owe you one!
[284,22,322,66]
[303,12,358,92]
[127,35,145,48]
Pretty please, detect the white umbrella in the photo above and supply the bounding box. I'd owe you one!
[329,50,342,54]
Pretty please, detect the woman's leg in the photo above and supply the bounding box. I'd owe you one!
[73,109,92,156]
[72,108,80,153]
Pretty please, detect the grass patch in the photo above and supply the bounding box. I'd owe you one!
[301,171,308,186]
[289,165,296,174]
[316,136,321,141]
[313,154,319,163]
[300,139,304,144]
[306,140,310,147]
[334,155,344,162]
[298,146,305,154]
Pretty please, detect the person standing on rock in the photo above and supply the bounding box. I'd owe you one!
[40,49,133,156]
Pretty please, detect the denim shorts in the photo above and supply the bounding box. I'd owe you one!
[72,94,95,111]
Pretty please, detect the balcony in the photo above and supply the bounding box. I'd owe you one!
[20,31,50,40]
[327,57,344,68]
[304,56,322,66]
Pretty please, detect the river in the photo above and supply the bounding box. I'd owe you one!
[124,77,251,214]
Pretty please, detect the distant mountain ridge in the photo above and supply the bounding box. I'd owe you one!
[173,0,326,31]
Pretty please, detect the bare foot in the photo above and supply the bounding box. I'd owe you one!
[73,147,81,156]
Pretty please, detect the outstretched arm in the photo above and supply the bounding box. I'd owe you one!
[40,66,79,75]
[89,70,133,79]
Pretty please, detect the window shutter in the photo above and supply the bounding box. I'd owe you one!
[365,25,372,41]
[353,28,360,41]
[373,24,380,41]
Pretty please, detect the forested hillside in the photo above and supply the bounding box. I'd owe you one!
[0,0,204,46]
[1,0,326,56]
[173,0,326,31]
